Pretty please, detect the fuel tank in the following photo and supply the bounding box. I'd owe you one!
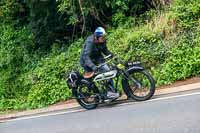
[93,70,117,82]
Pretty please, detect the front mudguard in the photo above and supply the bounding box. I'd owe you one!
[126,66,144,73]
[122,66,144,98]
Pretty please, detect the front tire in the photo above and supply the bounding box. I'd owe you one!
[122,70,155,101]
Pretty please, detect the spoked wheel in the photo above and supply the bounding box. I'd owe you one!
[124,70,155,101]
[72,84,99,110]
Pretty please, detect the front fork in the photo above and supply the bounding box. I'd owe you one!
[121,69,142,98]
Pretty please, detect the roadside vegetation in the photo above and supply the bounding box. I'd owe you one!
[0,0,199,111]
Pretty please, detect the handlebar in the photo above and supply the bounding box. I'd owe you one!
[104,54,112,60]
[97,55,122,69]
[96,56,111,69]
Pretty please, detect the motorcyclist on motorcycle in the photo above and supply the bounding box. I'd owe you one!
[80,27,119,99]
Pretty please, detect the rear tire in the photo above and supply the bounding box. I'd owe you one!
[72,84,98,110]
[122,70,155,101]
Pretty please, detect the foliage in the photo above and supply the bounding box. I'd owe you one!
[25,39,83,108]
[27,0,60,51]
[153,28,200,85]
[170,0,200,29]
[57,0,157,31]
[0,25,35,110]
[0,0,200,111]
[0,0,29,26]
[107,27,168,68]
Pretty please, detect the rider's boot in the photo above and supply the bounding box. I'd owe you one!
[106,91,120,99]
[106,81,120,99]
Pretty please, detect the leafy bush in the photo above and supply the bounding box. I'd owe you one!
[0,25,34,98]
[107,27,168,68]
[0,25,35,110]
[154,28,200,85]
[26,39,83,108]
[170,0,200,29]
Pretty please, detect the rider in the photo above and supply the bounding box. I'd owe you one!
[80,27,119,99]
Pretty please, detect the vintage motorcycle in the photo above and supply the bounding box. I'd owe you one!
[66,55,155,109]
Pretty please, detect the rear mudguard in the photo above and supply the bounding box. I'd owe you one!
[71,79,90,96]
[122,66,144,98]
[72,79,99,98]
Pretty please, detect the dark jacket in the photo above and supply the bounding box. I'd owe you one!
[80,34,112,71]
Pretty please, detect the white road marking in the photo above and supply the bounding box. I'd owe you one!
[0,109,85,123]
[120,91,200,106]
[1,91,200,123]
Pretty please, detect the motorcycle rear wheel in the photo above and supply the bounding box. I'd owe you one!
[72,84,99,110]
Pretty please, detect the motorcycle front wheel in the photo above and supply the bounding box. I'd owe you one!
[122,70,155,101]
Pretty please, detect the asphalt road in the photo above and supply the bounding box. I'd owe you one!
[1,89,200,133]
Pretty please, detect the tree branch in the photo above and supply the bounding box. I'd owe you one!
[79,0,85,36]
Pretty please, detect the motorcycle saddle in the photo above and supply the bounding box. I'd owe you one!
[83,72,95,79]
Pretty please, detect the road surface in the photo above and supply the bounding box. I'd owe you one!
[1,89,200,133]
